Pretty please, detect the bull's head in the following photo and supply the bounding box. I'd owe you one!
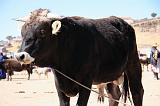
[15,18,63,66]
[15,14,75,67]
[15,9,82,67]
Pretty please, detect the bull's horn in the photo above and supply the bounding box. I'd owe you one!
[52,20,61,35]
[11,18,26,22]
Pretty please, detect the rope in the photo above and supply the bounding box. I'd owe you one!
[53,69,132,106]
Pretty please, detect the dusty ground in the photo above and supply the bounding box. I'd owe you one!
[0,67,160,106]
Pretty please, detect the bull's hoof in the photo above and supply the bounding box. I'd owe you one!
[97,95,104,103]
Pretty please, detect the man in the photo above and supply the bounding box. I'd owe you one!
[0,53,4,62]
[0,53,7,79]
[150,43,159,80]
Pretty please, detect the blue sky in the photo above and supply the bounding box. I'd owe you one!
[0,0,160,40]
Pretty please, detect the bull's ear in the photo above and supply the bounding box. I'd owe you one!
[51,20,61,35]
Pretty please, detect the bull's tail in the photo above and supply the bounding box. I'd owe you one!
[122,73,132,105]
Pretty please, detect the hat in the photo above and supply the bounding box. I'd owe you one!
[153,43,158,47]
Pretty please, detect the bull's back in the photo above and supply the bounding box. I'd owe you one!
[92,17,136,82]
[4,59,22,72]
[76,16,135,60]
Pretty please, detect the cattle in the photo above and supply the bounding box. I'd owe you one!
[15,9,144,106]
[0,59,34,81]
[139,53,150,71]
[97,73,125,106]
[97,83,121,105]
[32,66,52,79]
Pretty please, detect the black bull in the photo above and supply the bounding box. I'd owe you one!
[17,16,144,106]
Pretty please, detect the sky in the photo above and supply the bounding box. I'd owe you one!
[0,0,160,40]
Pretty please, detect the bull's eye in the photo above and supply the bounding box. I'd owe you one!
[36,29,46,38]
[26,38,34,45]
[40,29,45,34]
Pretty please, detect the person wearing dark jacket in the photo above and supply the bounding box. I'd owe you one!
[0,52,7,79]
[150,43,159,80]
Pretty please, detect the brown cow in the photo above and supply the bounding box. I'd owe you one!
[97,74,124,105]
[0,59,34,81]
[32,66,52,79]
[139,53,150,71]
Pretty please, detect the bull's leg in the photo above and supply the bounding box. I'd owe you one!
[141,64,145,71]
[55,80,70,106]
[9,75,12,81]
[58,91,70,106]
[76,80,92,106]
[154,73,159,80]
[142,65,144,71]
[45,71,49,79]
[27,70,31,80]
[105,83,121,106]
[10,71,14,81]
[7,70,12,81]
[97,83,106,103]
[28,72,30,80]
[7,72,9,81]
[126,72,144,106]
[146,64,148,71]
[127,52,144,106]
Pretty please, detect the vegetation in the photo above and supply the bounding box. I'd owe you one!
[6,35,15,41]
[151,12,157,18]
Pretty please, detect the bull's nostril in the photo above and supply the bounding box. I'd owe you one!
[20,54,25,60]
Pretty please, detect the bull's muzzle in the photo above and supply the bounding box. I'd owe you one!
[15,52,35,64]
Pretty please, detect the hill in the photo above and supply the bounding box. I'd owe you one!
[135,27,160,48]
[5,17,160,52]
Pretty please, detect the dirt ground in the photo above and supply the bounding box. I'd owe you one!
[0,66,160,106]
